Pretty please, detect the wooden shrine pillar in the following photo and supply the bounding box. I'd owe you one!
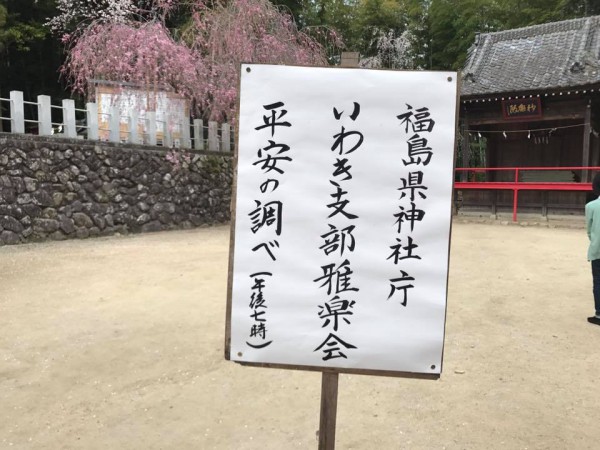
[592,131,600,168]
[583,102,592,182]
[461,118,471,182]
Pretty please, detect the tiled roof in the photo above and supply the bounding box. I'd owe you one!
[461,16,600,96]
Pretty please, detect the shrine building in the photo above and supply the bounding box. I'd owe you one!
[458,15,600,217]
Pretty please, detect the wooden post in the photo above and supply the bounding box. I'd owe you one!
[193,119,204,150]
[541,191,548,218]
[147,111,157,146]
[318,372,339,450]
[164,124,173,148]
[129,109,139,144]
[583,102,592,182]
[109,105,120,143]
[222,123,231,152]
[208,121,219,151]
[340,52,360,68]
[592,131,600,169]
[461,119,470,182]
[181,113,191,149]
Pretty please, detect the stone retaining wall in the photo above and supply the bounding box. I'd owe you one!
[0,133,232,245]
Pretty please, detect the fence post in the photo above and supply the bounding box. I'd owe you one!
[221,123,231,152]
[181,114,191,149]
[109,105,120,143]
[208,121,219,151]
[193,119,204,151]
[129,109,139,144]
[37,95,52,136]
[9,91,24,134]
[86,102,98,140]
[62,99,77,138]
[146,111,157,146]
[164,123,173,148]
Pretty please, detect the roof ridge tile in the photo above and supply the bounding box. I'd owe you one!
[461,15,600,96]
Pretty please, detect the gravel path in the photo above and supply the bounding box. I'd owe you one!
[1,223,598,449]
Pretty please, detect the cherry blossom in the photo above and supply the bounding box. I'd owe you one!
[56,0,338,121]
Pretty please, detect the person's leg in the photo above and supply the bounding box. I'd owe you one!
[593,260,600,316]
[589,260,600,324]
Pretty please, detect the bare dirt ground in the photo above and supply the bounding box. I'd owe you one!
[1,222,599,450]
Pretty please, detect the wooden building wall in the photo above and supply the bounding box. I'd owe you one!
[459,94,597,215]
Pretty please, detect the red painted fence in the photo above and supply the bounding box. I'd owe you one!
[454,166,599,221]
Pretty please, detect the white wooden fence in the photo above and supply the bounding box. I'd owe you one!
[0,91,233,152]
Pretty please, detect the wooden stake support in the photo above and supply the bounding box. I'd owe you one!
[318,372,339,450]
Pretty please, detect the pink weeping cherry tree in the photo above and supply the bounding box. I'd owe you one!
[183,0,338,121]
[56,0,341,122]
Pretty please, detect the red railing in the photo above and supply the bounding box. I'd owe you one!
[454,166,598,222]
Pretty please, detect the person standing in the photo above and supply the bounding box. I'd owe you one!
[585,173,600,325]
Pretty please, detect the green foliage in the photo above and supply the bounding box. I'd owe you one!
[418,0,600,71]
[0,4,6,50]
[270,0,304,24]
[301,0,359,44]
[425,0,507,70]
[355,0,407,56]
[0,0,66,101]
[1,0,600,105]
[0,0,50,52]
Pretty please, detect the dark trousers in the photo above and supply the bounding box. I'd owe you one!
[592,259,600,315]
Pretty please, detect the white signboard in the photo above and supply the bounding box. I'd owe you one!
[227,64,457,376]
[95,83,188,143]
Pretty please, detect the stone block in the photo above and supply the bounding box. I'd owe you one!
[73,212,93,228]
[0,230,20,245]
[32,218,59,233]
[0,216,24,233]
[59,217,75,234]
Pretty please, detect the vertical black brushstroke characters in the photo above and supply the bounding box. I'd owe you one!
[253,140,292,175]
[315,101,364,362]
[333,102,361,121]
[394,202,426,233]
[331,102,363,155]
[314,333,358,361]
[386,104,436,307]
[387,237,422,264]
[251,240,280,261]
[318,296,356,332]
[254,102,292,136]
[332,158,353,181]
[331,128,364,155]
[249,200,283,236]
[246,272,274,349]
[388,271,416,306]
[327,181,359,220]
[319,224,356,257]
[259,179,280,194]
[396,104,436,133]
[249,101,293,265]
[313,260,360,296]
[403,134,434,166]
[398,172,428,201]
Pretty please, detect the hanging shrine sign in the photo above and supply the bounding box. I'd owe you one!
[226,64,458,377]
[502,97,542,120]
